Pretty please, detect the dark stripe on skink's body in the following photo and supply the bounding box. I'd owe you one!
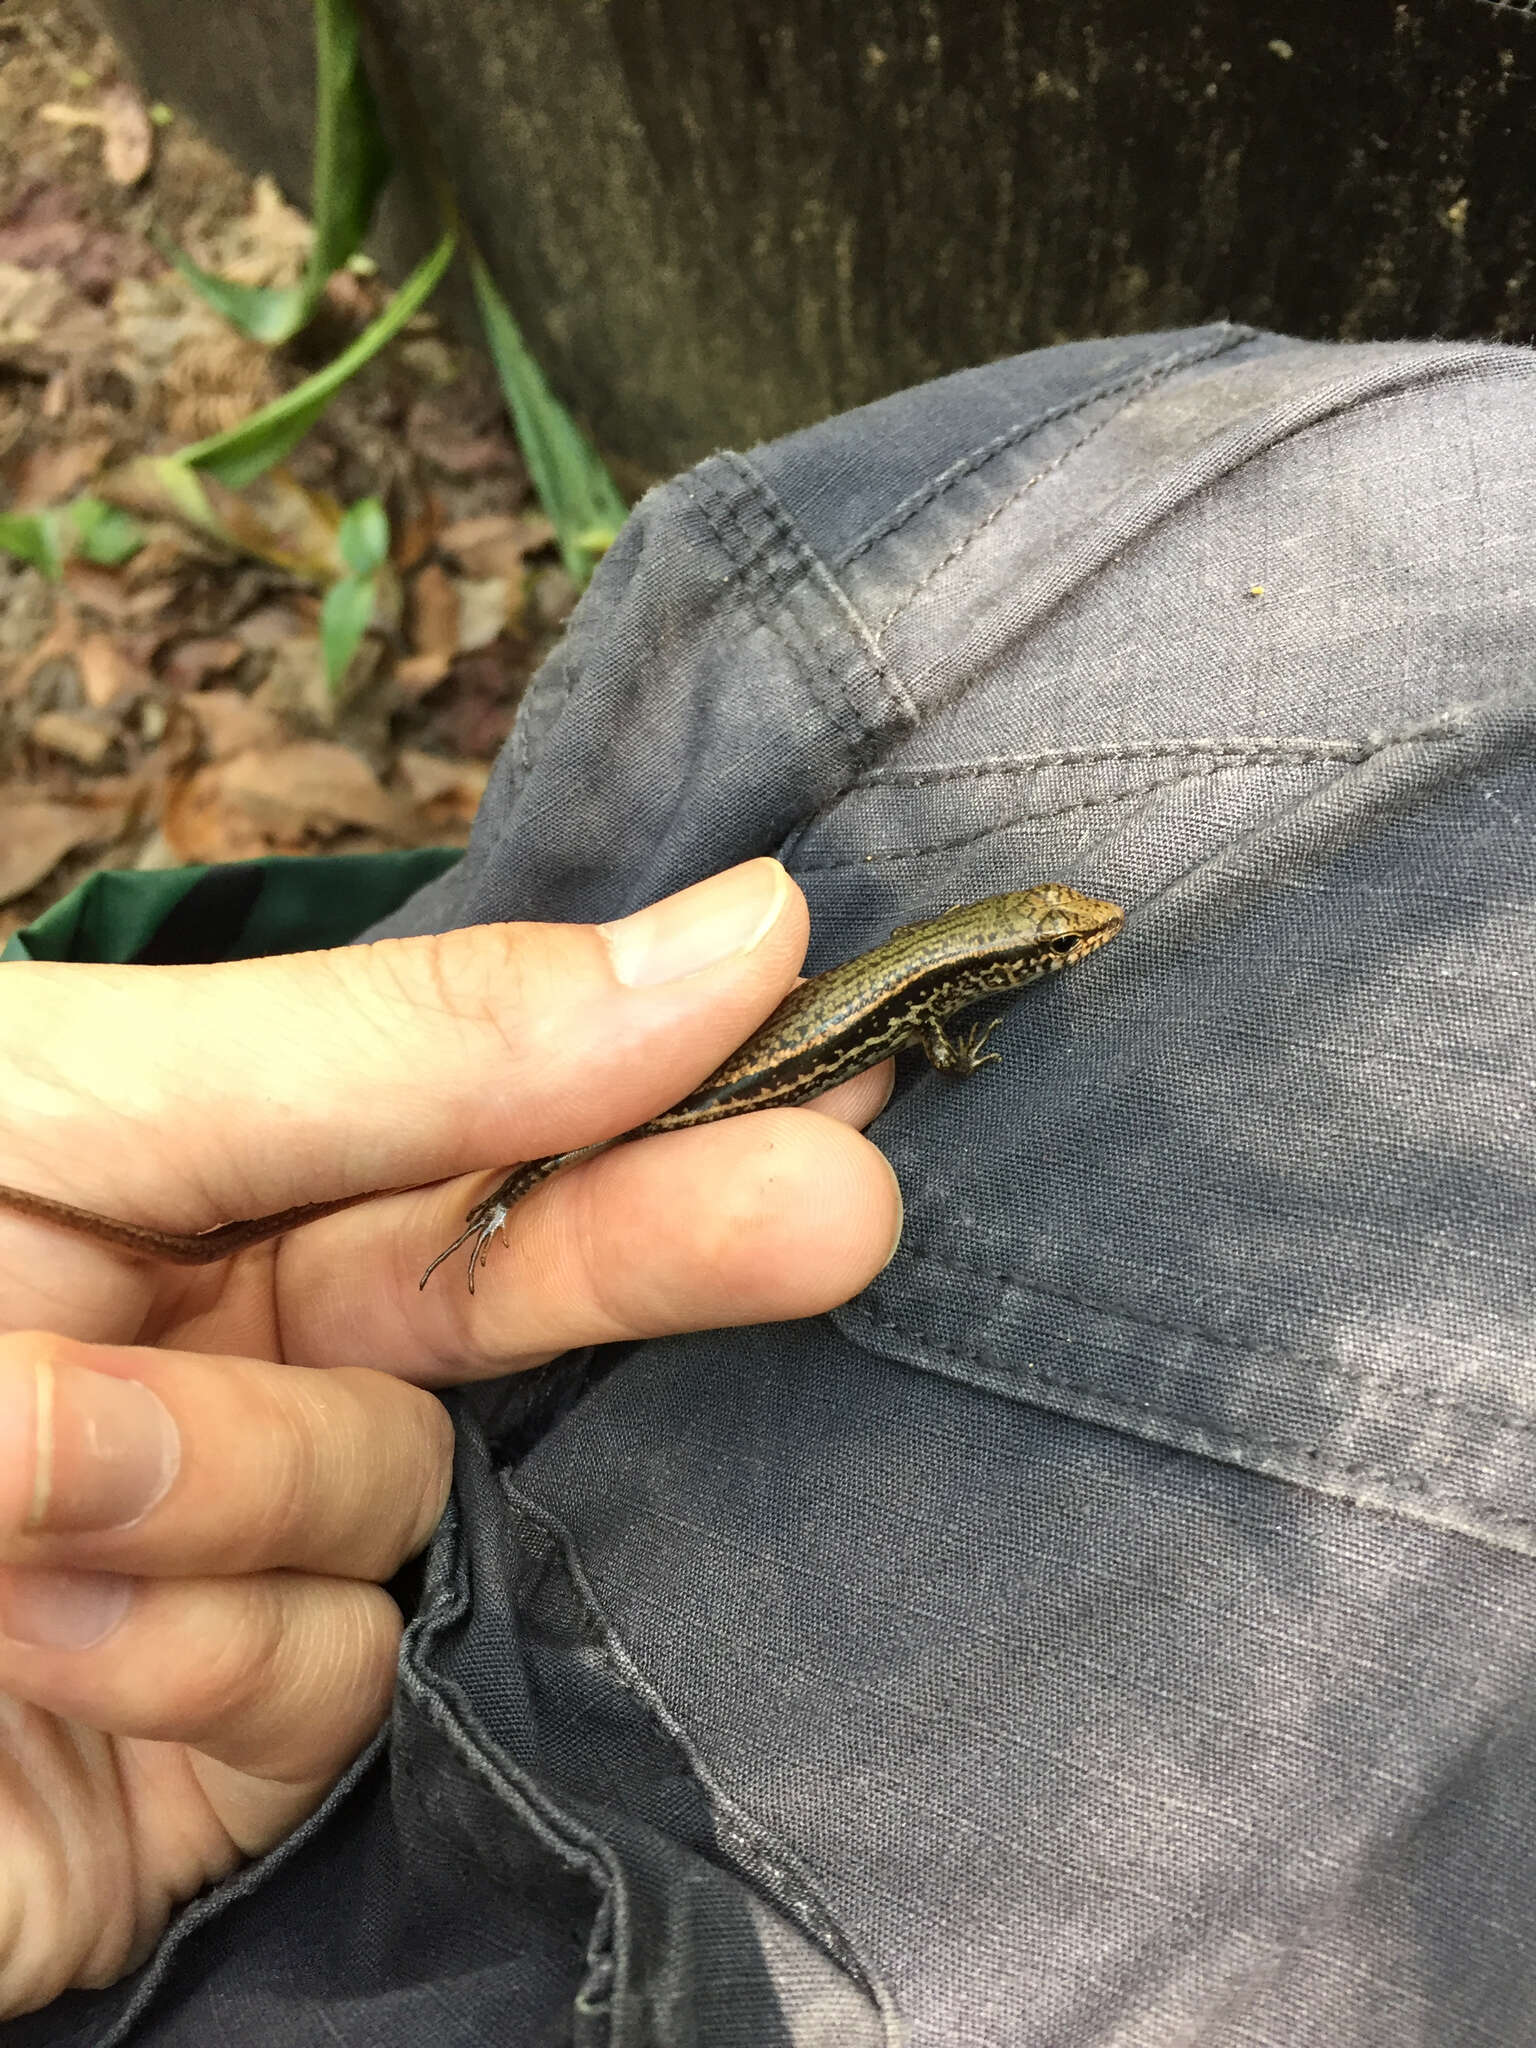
[0,885,1123,1290]
[424,882,1123,1290]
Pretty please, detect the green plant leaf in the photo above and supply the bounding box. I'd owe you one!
[159,0,391,345]
[468,250,627,586]
[308,0,391,292]
[156,255,308,346]
[337,494,389,576]
[0,500,146,577]
[321,571,377,690]
[134,455,219,528]
[177,220,456,490]
[70,497,144,567]
[0,510,65,579]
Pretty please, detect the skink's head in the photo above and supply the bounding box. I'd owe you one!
[1010,882,1125,965]
[952,884,1124,976]
[888,885,1124,984]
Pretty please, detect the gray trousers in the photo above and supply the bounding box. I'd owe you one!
[36,327,1536,2048]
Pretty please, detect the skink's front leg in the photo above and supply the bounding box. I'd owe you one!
[918,1016,1004,1076]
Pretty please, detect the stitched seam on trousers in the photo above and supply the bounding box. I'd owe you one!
[502,1498,857,1967]
[794,751,1323,870]
[847,734,1383,789]
[719,450,900,685]
[771,352,1533,866]
[791,704,1481,871]
[498,1481,901,2040]
[706,464,901,709]
[842,1302,1536,1538]
[684,471,876,761]
[395,1474,632,1992]
[870,381,1146,639]
[391,1741,603,1913]
[684,464,913,774]
[838,324,1258,573]
[901,1242,1536,1443]
[512,643,581,787]
[402,1673,627,2031]
[871,332,1259,639]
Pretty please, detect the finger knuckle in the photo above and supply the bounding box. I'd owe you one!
[170,1580,287,1737]
[243,1387,325,1563]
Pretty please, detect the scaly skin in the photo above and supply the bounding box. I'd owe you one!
[421,884,1124,1292]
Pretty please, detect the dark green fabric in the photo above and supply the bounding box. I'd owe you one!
[2,850,462,966]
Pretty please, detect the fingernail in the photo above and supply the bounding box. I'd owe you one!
[0,1359,180,1534]
[600,860,790,988]
[0,1566,132,1650]
[878,1166,905,1273]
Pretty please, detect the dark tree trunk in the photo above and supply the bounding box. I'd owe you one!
[94,0,1536,479]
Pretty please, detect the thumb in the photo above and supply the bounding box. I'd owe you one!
[0,860,807,1238]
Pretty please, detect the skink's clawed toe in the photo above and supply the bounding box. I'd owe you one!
[464,1203,511,1296]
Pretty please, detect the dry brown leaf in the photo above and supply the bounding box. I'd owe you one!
[422,644,523,758]
[204,175,313,291]
[160,330,279,440]
[161,636,245,691]
[439,512,555,579]
[166,741,405,861]
[93,455,208,525]
[63,561,139,619]
[75,632,141,707]
[99,83,153,186]
[97,458,339,578]
[30,708,118,767]
[0,798,115,904]
[392,492,443,574]
[234,598,320,649]
[221,743,401,835]
[454,576,510,653]
[38,104,101,134]
[161,767,271,863]
[13,432,113,510]
[407,562,459,660]
[320,268,374,324]
[251,636,335,727]
[394,652,451,697]
[0,262,70,332]
[183,688,283,762]
[406,400,516,479]
[2,609,77,702]
[200,470,344,579]
[108,276,229,379]
[396,748,489,830]
[164,736,400,862]
[122,581,179,623]
[123,533,206,586]
[0,187,154,303]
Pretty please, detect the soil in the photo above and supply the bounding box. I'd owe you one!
[0,0,579,943]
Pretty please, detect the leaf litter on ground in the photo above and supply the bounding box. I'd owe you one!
[0,0,577,941]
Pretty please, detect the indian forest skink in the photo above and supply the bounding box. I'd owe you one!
[0,883,1123,1293]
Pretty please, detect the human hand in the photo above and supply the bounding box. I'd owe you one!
[0,858,903,2014]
